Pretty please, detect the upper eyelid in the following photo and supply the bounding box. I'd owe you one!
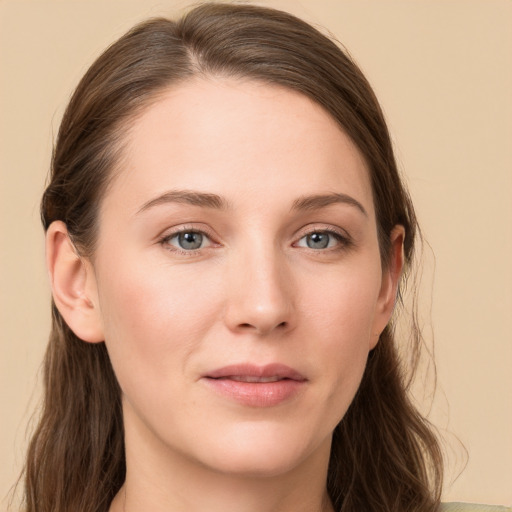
[159,224,217,241]
[295,224,350,240]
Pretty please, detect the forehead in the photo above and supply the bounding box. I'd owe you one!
[106,78,374,217]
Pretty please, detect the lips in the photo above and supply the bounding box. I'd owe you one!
[202,363,307,407]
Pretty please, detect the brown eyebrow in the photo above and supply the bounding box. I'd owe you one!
[291,193,368,216]
[137,189,229,214]
[137,189,367,217]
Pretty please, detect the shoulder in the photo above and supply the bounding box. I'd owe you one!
[441,503,512,512]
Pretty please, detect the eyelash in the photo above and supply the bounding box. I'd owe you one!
[158,225,352,256]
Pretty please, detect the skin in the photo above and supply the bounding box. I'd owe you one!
[47,78,404,512]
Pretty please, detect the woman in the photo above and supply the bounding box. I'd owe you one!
[19,3,504,512]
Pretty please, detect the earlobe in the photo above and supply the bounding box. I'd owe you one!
[46,221,104,343]
[371,225,405,349]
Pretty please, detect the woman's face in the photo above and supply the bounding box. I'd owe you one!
[85,79,399,477]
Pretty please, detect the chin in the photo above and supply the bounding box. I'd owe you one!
[193,421,331,478]
[205,451,311,479]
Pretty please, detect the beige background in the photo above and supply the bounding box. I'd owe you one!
[1,0,511,509]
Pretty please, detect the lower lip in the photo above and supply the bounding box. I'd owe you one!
[203,378,305,407]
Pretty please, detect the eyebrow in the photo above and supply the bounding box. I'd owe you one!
[136,189,367,217]
[137,189,229,214]
[291,193,367,216]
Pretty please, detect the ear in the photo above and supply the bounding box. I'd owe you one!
[370,225,405,349]
[46,221,104,343]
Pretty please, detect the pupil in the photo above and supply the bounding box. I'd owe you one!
[179,232,203,250]
[307,232,329,249]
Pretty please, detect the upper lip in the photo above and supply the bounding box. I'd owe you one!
[204,363,306,382]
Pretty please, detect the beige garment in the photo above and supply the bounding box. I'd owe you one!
[441,504,512,512]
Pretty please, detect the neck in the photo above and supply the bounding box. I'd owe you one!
[110,406,335,512]
[111,472,334,512]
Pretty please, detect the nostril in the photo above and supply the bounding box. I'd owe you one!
[237,321,288,333]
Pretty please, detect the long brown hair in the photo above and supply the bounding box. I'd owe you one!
[23,3,442,511]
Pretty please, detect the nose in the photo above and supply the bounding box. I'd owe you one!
[223,248,295,336]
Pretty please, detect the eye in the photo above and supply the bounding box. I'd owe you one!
[295,230,345,250]
[162,230,212,252]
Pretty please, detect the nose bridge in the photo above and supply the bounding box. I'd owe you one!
[224,237,294,335]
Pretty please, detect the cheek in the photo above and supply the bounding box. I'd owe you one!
[301,257,382,345]
[94,257,223,387]
[299,261,381,411]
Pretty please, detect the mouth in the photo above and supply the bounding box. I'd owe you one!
[202,363,307,407]
[225,375,286,383]
[204,363,306,382]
